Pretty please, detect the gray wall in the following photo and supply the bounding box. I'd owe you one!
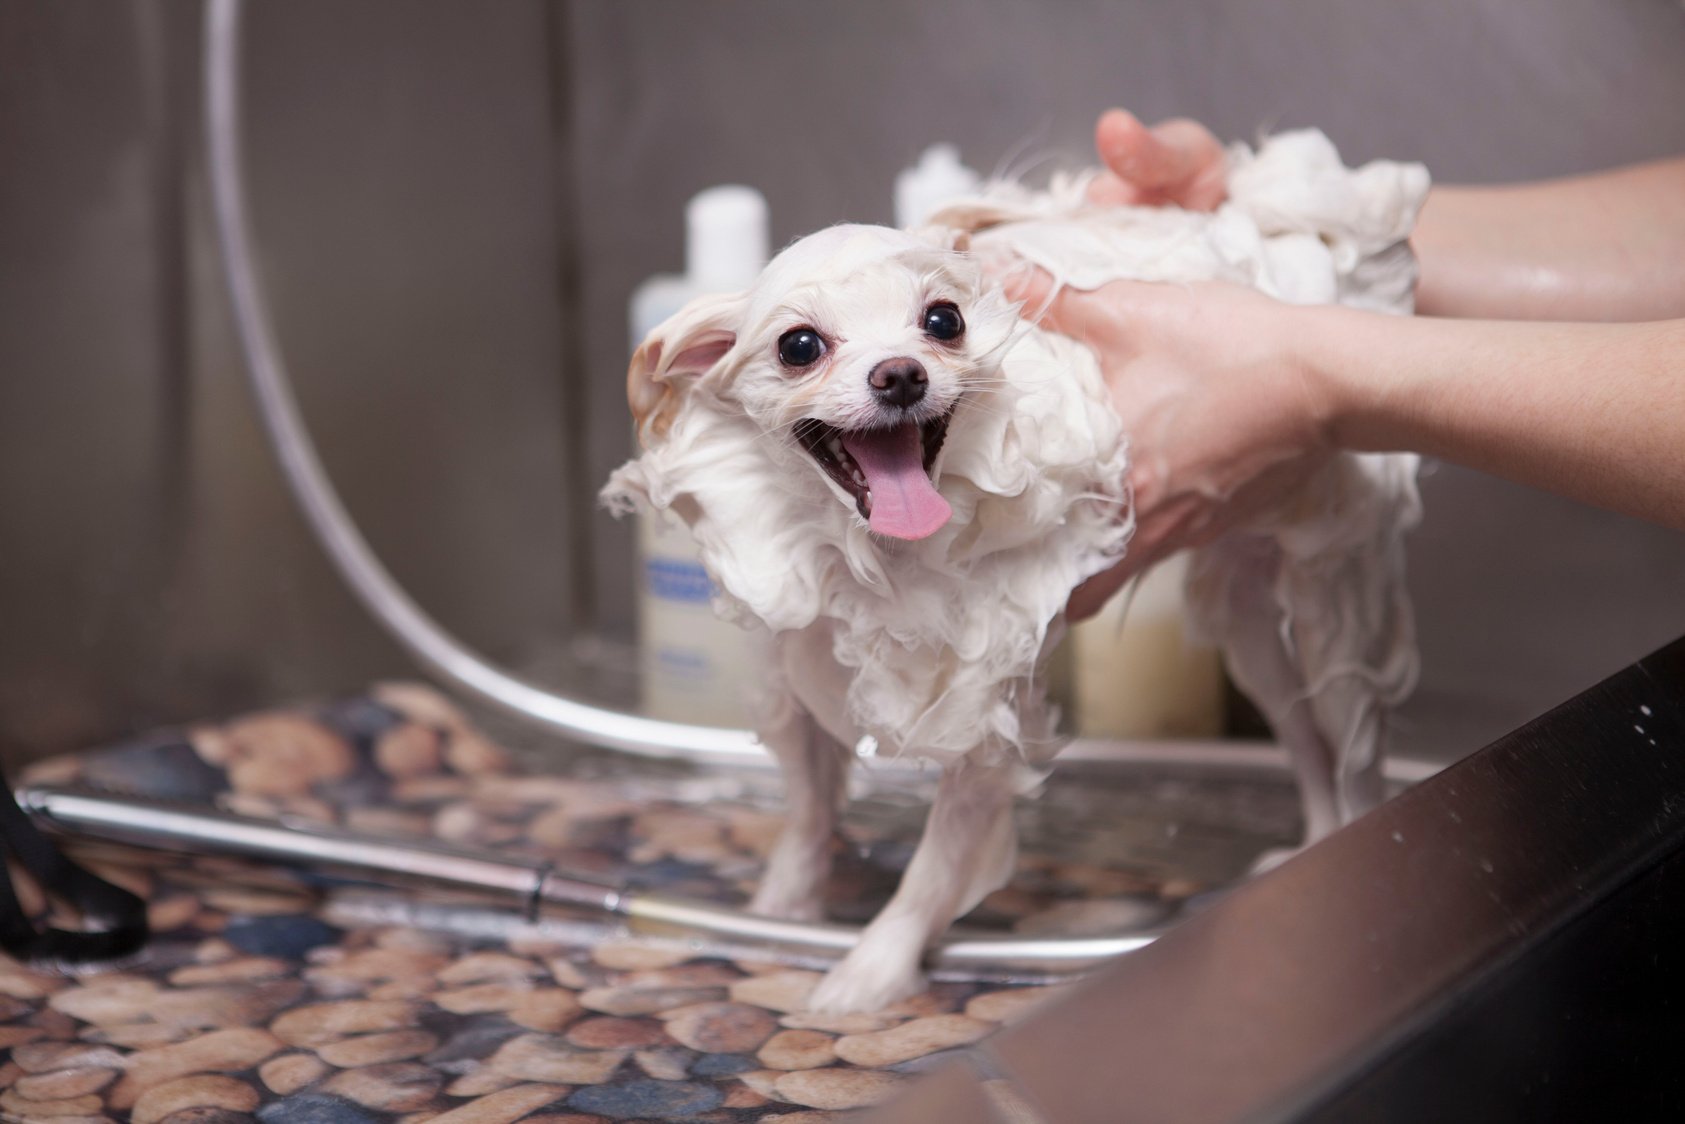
[1,0,577,759]
[3,0,1684,764]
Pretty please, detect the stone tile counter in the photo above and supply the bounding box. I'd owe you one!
[0,686,1297,1122]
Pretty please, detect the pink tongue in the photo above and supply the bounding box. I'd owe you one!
[840,424,952,540]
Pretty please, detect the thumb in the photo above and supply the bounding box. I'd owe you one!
[1002,270,1162,349]
[999,267,1101,339]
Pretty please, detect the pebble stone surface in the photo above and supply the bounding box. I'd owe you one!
[1,684,1296,1122]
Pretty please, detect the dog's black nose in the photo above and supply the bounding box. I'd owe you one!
[868,358,928,408]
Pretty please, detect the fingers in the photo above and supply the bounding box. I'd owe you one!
[998,267,1084,337]
[1067,482,1217,620]
[1154,119,1229,211]
[1066,533,1175,621]
[1096,109,1167,186]
[997,269,1138,341]
[1086,109,1154,205]
[1068,559,1137,622]
[1067,484,1181,622]
[1085,170,1145,208]
[999,266,1053,317]
[1147,119,1226,187]
[1088,108,1227,212]
[998,269,1166,350]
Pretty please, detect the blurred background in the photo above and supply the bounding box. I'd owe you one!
[3,0,1683,766]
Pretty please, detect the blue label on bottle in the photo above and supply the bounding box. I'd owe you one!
[646,557,716,604]
[654,646,711,678]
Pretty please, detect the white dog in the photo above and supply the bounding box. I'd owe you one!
[604,131,1428,1012]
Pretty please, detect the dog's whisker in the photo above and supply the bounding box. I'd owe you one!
[948,399,1014,424]
[989,123,1054,186]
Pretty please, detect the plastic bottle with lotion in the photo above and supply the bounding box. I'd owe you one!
[1071,554,1225,739]
[629,186,769,726]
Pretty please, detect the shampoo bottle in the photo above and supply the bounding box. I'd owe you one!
[630,186,770,726]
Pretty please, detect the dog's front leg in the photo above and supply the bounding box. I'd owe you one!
[807,759,1020,1014]
[748,696,852,923]
[747,624,856,922]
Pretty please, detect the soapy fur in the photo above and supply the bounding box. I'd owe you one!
[604,129,1428,1011]
[608,226,1129,768]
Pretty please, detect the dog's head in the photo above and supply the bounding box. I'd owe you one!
[627,224,1017,541]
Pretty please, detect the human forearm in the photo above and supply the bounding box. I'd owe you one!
[1312,309,1685,528]
[1085,108,1685,322]
[1412,159,1685,322]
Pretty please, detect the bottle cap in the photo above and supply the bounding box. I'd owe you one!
[895,144,981,229]
[686,185,770,290]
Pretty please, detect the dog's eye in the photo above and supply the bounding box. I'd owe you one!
[922,302,965,342]
[777,328,826,369]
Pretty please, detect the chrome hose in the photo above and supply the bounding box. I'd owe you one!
[203,0,756,762]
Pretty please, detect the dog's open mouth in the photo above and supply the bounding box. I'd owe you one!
[794,413,953,540]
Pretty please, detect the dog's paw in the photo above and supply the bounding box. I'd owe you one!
[806,948,926,1014]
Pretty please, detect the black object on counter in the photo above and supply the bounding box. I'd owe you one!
[0,762,147,963]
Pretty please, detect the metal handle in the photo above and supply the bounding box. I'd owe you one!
[24,784,1156,976]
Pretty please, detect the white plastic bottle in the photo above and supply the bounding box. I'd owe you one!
[894,144,982,229]
[630,186,769,726]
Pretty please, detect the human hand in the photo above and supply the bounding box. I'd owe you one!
[1002,271,1341,619]
[1085,108,1228,212]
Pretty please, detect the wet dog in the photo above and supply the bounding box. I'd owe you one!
[605,131,1427,1011]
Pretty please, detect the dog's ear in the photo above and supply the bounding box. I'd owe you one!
[628,290,745,444]
[909,223,973,254]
